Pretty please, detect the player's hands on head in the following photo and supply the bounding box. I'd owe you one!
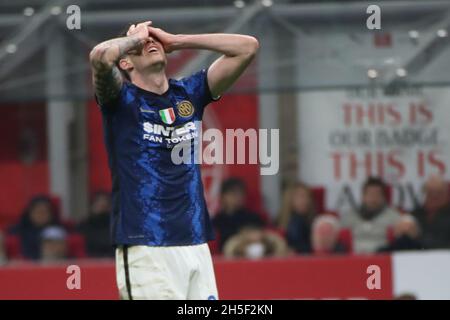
[148,27,178,53]
[124,22,177,54]
[126,21,152,39]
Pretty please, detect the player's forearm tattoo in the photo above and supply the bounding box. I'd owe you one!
[90,35,144,105]
[92,62,123,106]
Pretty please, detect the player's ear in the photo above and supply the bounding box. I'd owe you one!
[119,57,133,73]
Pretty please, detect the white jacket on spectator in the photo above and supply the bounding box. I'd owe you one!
[341,207,401,254]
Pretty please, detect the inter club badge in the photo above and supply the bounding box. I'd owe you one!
[177,100,195,118]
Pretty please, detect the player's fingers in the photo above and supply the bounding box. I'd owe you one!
[136,21,152,29]
[147,27,158,40]
[126,24,136,36]
[127,21,152,36]
[148,27,161,35]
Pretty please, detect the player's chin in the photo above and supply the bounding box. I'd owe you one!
[148,56,167,68]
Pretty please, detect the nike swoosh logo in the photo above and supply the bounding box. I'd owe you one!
[140,108,155,113]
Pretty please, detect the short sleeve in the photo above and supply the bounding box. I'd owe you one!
[94,83,126,114]
[179,69,220,111]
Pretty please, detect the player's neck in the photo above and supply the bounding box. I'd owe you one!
[131,69,169,95]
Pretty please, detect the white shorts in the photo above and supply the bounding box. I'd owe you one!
[115,243,218,300]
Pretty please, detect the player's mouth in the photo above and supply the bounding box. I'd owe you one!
[145,45,159,54]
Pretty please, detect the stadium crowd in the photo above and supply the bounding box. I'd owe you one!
[1,174,450,263]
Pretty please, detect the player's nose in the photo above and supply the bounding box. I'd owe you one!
[147,37,156,44]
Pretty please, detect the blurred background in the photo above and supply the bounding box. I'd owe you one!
[1,0,450,300]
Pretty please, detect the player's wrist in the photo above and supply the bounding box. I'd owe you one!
[166,34,184,52]
[128,32,147,44]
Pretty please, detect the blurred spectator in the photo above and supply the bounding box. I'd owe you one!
[311,215,347,255]
[8,196,62,260]
[213,178,265,251]
[377,214,424,252]
[41,226,68,262]
[277,182,316,254]
[0,231,6,264]
[412,175,450,249]
[223,226,288,259]
[394,293,417,300]
[77,191,114,257]
[341,177,401,254]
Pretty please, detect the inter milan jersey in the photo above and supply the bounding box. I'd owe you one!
[98,69,217,246]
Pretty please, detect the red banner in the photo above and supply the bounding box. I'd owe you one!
[0,255,393,300]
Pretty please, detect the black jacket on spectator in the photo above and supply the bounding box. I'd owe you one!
[377,235,424,253]
[286,213,312,254]
[77,213,114,258]
[314,242,348,255]
[412,205,450,249]
[8,197,61,260]
[330,242,348,254]
[213,208,265,251]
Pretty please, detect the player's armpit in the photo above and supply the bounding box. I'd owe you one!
[207,52,254,99]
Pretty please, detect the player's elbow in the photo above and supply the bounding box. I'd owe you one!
[89,44,114,66]
[89,46,104,65]
[244,36,259,57]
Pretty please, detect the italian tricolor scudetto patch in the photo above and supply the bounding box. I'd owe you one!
[159,107,176,125]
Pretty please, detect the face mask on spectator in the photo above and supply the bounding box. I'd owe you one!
[245,242,265,260]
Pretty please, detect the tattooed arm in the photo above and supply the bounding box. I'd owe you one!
[89,21,151,105]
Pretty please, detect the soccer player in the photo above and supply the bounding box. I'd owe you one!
[89,21,259,300]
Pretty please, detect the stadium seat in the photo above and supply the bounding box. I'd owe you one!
[67,233,87,259]
[338,228,353,253]
[5,234,22,260]
[386,226,395,244]
[49,195,62,218]
[311,187,326,214]
[208,240,220,256]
